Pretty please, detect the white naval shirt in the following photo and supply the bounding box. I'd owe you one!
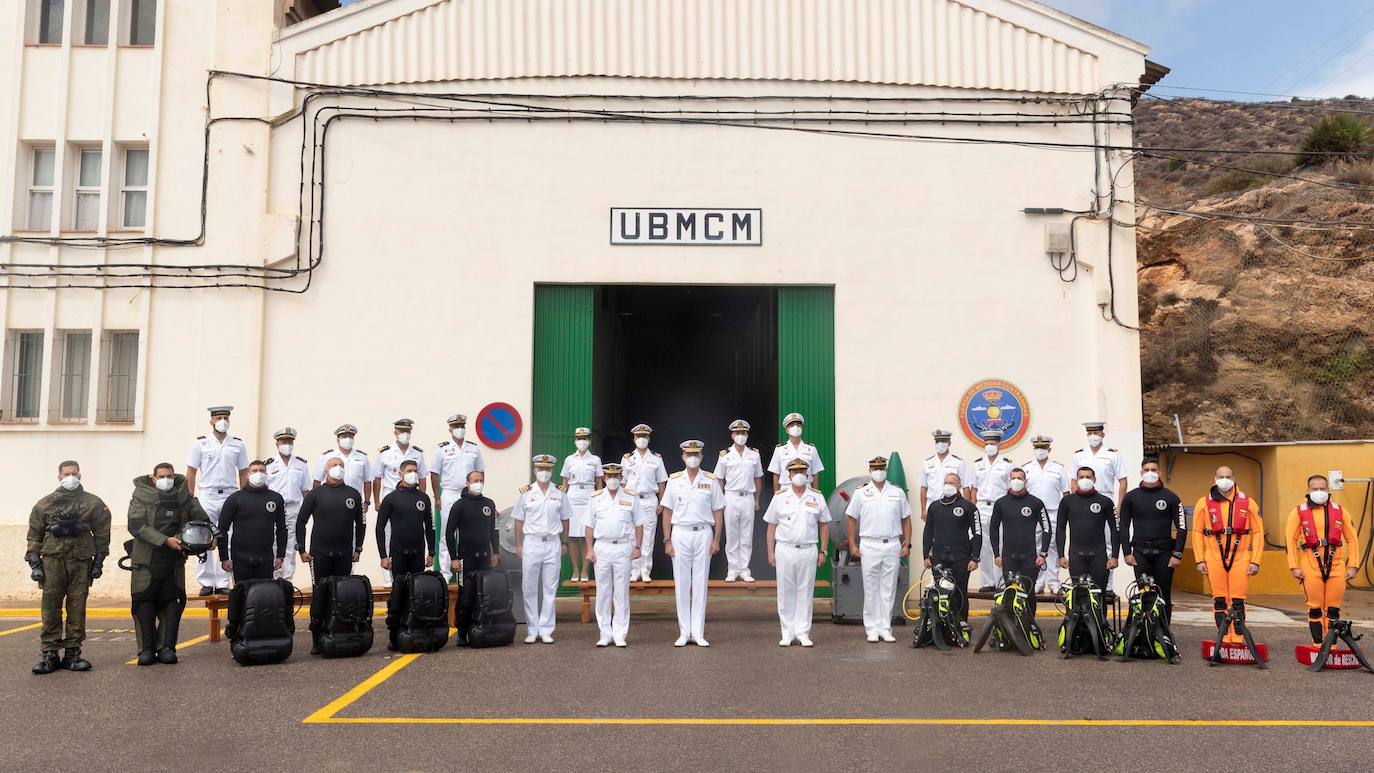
[186,434,249,492]
[560,451,603,496]
[588,488,645,541]
[974,455,1016,503]
[767,440,825,485]
[713,445,764,493]
[844,481,912,539]
[312,448,371,493]
[512,483,571,536]
[432,439,485,491]
[1022,458,1071,510]
[1072,446,1128,504]
[920,453,974,501]
[763,487,832,544]
[265,453,312,506]
[372,443,428,492]
[621,449,668,501]
[664,471,724,526]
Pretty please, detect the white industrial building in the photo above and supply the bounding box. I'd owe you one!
[0,0,1156,595]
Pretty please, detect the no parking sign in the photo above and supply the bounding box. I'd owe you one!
[475,402,522,449]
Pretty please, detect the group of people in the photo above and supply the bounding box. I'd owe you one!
[22,407,1363,671]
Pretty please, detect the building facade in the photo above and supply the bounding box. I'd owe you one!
[1,0,1152,595]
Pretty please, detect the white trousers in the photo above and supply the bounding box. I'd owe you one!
[671,527,711,638]
[436,487,464,582]
[632,496,657,578]
[723,492,755,575]
[275,500,302,583]
[860,538,900,635]
[775,543,818,640]
[977,502,998,588]
[1035,509,1061,591]
[521,535,561,636]
[196,490,232,589]
[593,539,633,640]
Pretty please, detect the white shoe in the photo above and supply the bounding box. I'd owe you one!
[725,573,737,582]
[797,636,814,648]
[879,631,896,643]
[540,634,554,644]
[596,637,611,647]
[778,637,794,647]
[866,632,879,643]
[644,571,654,582]
[693,636,710,647]
[524,634,538,644]
[614,638,627,647]
[674,635,689,647]
[740,572,755,583]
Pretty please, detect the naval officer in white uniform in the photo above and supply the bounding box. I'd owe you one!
[662,440,724,647]
[185,405,249,595]
[430,413,485,582]
[764,458,830,647]
[713,419,764,582]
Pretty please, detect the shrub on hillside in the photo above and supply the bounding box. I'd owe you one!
[1298,114,1373,166]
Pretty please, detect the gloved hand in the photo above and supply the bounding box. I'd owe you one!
[90,555,106,580]
[26,553,44,585]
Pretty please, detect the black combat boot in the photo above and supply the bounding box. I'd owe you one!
[155,646,178,664]
[136,649,157,666]
[32,651,61,675]
[60,648,92,672]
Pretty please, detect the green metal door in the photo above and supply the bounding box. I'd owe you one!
[532,285,594,594]
[777,286,837,594]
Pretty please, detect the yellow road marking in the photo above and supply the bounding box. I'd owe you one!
[308,716,1374,727]
[124,634,212,665]
[303,654,423,723]
[0,622,41,637]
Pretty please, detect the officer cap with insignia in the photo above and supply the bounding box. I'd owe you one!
[1083,420,1106,432]
[208,405,234,417]
[979,429,1004,442]
[334,423,358,437]
[631,423,653,436]
[931,429,953,441]
[1030,434,1053,448]
[446,414,467,427]
[272,426,297,441]
[868,455,889,469]
[602,462,623,476]
[532,454,557,468]
[728,419,751,432]
[783,412,805,427]
[786,458,810,473]
[679,439,705,454]
[574,427,592,439]
[393,418,415,431]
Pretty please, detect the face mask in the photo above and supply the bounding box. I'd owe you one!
[155,477,174,492]
[402,471,420,486]
[1034,448,1049,462]
[634,437,649,450]
[248,471,267,487]
[1077,477,1096,492]
[60,475,81,491]
[468,481,484,495]
[787,425,803,438]
[935,441,950,454]
[535,470,552,484]
[606,479,621,491]
[338,437,354,451]
[396,432,411,445]
[1309,489,1330,505]
[870,469,887,483]
[733,434,748,446]
[1087,435,1103,449]
[1009,479,1026,493]
[791,473,807,487]
[684,456,701,470]
[327,466,345,482]
[1215,477,1235,492]
[575,439,590,451]
[214,419,229,433]
[1141,471,1160,485]
[277,443,293,457]
[984,444,999,456]
[452,428,466,441]
[941,484,957,498]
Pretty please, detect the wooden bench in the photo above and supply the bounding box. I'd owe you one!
[564,579,832,624]
[961,589,1123,627]
[196,584,460,643]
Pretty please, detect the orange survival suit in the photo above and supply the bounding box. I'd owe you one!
[1285,498,1361,644]
[1191,486,1264,642]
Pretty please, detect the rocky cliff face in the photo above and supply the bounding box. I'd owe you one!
[1134,98,1374,443]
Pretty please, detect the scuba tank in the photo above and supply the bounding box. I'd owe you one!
[974,572,1040,655]
[912,565,970,650]
[1057,574,1114,659]
[1113,574,1181,664]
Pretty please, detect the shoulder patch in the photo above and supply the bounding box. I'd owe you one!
[518,485,530,494]
[380,445,391,452]
[439,440,451,447]
[670,471,684,478]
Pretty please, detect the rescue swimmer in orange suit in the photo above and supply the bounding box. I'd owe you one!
[1285,474,1360,644]
[1190,466,1266,667]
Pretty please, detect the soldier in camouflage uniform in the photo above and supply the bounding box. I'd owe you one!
[25,460,111,675]
[126,463,209,666]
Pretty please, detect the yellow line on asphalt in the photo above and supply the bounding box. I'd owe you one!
[124,634,212,665]
[308,716,1374,727]
[303,654,423,723]
[0,622,41,637]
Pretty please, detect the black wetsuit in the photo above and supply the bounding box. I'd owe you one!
[217,486,287,582]
[377,486,435,577]
[1119,484,1186,621]
[297,483,366,643]
[989,491,1051,615]
[445,488,501,639]
[1056,490,1120,590]
[922,495,982,620]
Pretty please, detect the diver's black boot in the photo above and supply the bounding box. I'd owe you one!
[155,646,178,665]
[61,648,92,672]
[32,651,61,675]
[136,649,157,666]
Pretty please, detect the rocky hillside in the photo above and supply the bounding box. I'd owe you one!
[1134,97,1374,444]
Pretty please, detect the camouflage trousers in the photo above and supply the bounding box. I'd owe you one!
[40,557,92,651]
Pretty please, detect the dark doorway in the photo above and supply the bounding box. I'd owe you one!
[592,285,779,579]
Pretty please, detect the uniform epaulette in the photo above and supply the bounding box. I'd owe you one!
[1075,448,1084,453]
[356,449,368,456]
[703,471,716,479]
[950,454,962,460]
[297,456,308,463]
[465,440,477,446]
[439,440,451,447]
[196,435,205,440]
[624,487,637,496]
[518,485,530,494]
[322,449,333,456]
[232,437,243,441]
[414,445,424,452]
[622,452,632,458]
[776,442,785,447]
[1108,448,1118,452]
[653,451,662,457]
[720,449,729,456]
[670,471,684,478]
[380,445,391,452]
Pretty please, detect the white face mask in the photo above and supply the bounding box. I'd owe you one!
[1033,448,1049,462]
[634,437,649,450]
[277,443,293,457]
[1141,471,1160,485]
[60,475,81,491]
[787,425,803,438]
[984,444,999,456]
[338,437,354,451]
[1087,435,1103,449]
[248,471,267,487]
[1309,489,1330,505]
[941,483,958,498]
[1215,477,1235,493]
[1077,477,1096,492]
[935,441,950,454]
[327,465,345,482]
[535,470,552,484]
[402,471,420,486]
[1009,478,1026,493]
[396,432,411,445]
[213,419,229,434]
[606,478,621,491]
[452,427,465,441]
[575,439,590,451]
[155,476,174,492]
[468,481,484,495]
[870,469,887,483]
[684,456,701,470]
[791,473,807,487]
[733,433,748,446]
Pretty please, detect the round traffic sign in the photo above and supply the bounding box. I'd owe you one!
[475,402,522,449]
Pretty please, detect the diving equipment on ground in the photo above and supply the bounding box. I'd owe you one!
[973,571,1041,655]
[1113,574,1180,664]
[1058,574,1114,659]
[912,565,970,650]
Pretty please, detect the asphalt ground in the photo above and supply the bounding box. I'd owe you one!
[3,592,1373,772]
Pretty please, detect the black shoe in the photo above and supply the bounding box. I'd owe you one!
[155,647,178,664]
[386,642,399,652]
[198,586,215,596]
[214,587,230,595]
[136,649,157,666]
[32,652,61,675]
[61,648,92,672]
[978,586,996,593]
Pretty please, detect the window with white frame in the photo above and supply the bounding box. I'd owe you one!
[37,0,65,44]
[2,330,45,421]
[120,147,148,229]
[98,330,138,422]
[52,330,92,421]
[82,0,110,45]
[27,147,55,231]
[73,147,102,231]
[127,0,154,45]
